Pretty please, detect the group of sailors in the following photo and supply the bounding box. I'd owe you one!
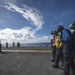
[50,21,75,75]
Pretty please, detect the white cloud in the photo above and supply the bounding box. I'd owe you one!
[2,2,44,33]
[0,28,50,45]
[0,2,50,45]
[0,27,35,43]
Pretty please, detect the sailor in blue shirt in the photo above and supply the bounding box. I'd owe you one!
[57,25,72,75]
[60,29,72,43]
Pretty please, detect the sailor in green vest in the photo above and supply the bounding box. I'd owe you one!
[69,21,75,75]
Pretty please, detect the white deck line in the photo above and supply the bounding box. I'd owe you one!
[2,50,52,53]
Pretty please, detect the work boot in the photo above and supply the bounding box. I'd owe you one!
[52,65,59,68]
[51,59,55,62]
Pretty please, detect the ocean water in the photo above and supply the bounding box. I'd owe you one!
[21,42,51,47]
[2,42,51,47]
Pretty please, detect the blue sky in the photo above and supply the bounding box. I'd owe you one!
[0,0,75,44]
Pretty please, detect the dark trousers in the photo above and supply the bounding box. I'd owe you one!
[52,46,56,61]
[70,56,75,75]
[63,43,73,75]
[63,56,75,75]
[55,47,63,67]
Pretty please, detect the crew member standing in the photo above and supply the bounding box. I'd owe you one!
[52,30,63,68]
[57,25,72,75]
[50,31,56,62]
[69,21,75,75]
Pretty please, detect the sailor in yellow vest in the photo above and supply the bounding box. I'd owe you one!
[50,31,56,62]
[52,30,63,68]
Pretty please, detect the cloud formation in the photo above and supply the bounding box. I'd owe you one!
[0,2,49,45]
[0,28,50,45]
[2,2,44,33]
[0,27,35,43]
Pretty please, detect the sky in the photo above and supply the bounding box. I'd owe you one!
[0,0,75,44]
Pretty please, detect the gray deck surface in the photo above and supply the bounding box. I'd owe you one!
[0,50,63,75]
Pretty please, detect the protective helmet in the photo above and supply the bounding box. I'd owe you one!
[69,21,75,29]
[54,30,58,34]
[50,31,55,34]
[57,25,64,31]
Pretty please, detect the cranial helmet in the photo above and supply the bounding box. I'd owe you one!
[54,30,58,34]
[57,25,64,31]
[69,21,75,29]
[50,31,55,34]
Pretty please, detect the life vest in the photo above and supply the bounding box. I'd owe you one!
[53,35,63,48]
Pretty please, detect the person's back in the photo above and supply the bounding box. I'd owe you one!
[61,28,72,54]
[61,28,72,44]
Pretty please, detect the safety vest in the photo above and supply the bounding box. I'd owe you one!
[53,35,63,48]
